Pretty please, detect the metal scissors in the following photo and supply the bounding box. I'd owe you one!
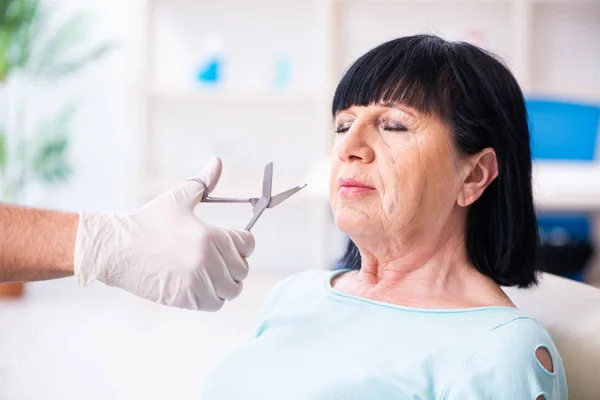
[200,162,306,231]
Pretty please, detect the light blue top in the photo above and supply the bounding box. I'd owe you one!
[200,270,568,399]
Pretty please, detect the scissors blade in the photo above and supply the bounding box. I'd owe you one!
[267,184,307,208]
[262,162,273,200]
[245,197,269,231]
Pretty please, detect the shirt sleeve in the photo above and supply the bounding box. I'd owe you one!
[440,317,568,400]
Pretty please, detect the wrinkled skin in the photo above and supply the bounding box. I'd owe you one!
[329,102,509,309]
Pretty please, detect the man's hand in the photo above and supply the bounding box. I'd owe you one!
[74,157,255,311]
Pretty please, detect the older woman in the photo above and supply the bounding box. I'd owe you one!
[200,35,567,399]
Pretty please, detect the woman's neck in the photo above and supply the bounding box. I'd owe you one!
[335,221,514,309]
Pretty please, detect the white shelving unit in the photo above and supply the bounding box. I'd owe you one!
[139,0,600,272]
[533,163,600,212]
[147,85,315,104]
[138,0,335,274]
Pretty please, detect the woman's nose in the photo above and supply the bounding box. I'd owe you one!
[335,126,375,163]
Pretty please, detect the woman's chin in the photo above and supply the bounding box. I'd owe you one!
[334,215,375,236]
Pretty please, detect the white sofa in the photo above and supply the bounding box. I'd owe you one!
[504,273,600,400]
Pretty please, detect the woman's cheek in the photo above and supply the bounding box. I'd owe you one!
[381,155,400,215]
[388,156,429,223]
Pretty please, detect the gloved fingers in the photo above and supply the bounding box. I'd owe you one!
[203,294,226,312]
[203,231,246,300]
[224,253,250,286]
[225,229,253,282]
[206,255,244,301]
[194,267,226,311]
[175,157,223,209]
[184,156,222,195]
[228,229,255,258]
[223,279,244,301]
[195,156,223,194]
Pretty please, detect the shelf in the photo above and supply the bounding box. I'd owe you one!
[152,0,314,4]
[146,85,315,104]
[533,162,600,211]
[525,87,600,105]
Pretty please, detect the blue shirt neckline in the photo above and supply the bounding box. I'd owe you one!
[325,268,522,314]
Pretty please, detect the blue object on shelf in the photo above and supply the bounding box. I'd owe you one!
[197,58,220,83]
[538,212,591,244]
[273,57,292,89]
[526,98,600,161]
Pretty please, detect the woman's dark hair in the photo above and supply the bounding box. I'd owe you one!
[333,34,540,288]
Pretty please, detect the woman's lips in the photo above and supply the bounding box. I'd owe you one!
[338,178,376,197]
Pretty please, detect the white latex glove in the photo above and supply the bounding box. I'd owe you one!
[73,157,255,311]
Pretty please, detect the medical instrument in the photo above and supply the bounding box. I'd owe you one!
[200,162,306,231]
[75,156,255,311]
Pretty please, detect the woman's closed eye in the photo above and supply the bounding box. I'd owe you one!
[334,115,409,134]
[334,122,352,134]
[381,120,407,132]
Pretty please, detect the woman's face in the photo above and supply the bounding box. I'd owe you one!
[329,103,465,237]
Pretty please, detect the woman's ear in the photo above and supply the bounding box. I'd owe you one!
[457,148,498,207]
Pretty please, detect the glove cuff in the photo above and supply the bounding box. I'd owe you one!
[74,212,117,288]
[74,211,92,287]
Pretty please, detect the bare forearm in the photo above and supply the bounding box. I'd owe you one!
[0,203,79,282]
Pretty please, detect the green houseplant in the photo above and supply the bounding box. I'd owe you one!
[0,0,111,296]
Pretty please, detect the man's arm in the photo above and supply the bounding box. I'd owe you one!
[0,203,78,282]
[0,157,256,311]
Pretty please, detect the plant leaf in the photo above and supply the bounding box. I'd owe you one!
[40,161,71,184]
[0,0,40,81]
[33,136,71,184]
[34,41,113,81]
[30,105,75,184]
[28,12,85,71]
[1,0,38,29]
[8,0,40,70]
[36,135,68,163]
[2,1,113,82]
[27,10,113,81]
[0,30,11,81]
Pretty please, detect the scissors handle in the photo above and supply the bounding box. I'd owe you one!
[202,196,253,204]
[191,178,253,204]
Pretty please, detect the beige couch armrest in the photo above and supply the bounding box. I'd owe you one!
[503,273,600,400]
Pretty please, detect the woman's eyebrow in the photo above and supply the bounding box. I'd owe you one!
[334,109,355,119]
[379,102,416,116]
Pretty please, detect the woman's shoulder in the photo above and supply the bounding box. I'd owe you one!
[477,315,560,356]
[269,269,333,294]
[252,270,334,338]
[256,270,332,313]
[440,316,567,399]
[452,314,562,370]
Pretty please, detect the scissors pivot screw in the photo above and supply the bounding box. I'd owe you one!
[200,162,306,231]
